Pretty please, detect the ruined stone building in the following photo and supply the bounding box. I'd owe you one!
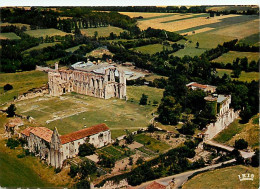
[48,62,127,99]
[186,82,217,94]
[21,123,111,168]
[4,117,24,138]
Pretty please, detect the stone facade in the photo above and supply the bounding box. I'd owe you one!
[48,63,126,99]
[21,123,111,168]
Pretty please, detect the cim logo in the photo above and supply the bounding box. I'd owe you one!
[238,173,254,181]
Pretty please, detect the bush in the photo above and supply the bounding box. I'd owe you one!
[76,179,90,189]
[251,149,259,167]
[98,154,115,168]
[139,93,148,105]
[69,164,79,178]
[78,143,96,157]
[55,167,62,173]
[4,84,13,91]
[17,153,25,158]
[6,138,20,149]
[6,104,16,117]
[234,139,248,150]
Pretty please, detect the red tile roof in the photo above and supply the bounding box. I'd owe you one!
[30,127,53,142]
[21,127,34,136]
[5,117,23,128]
[60,123,109,144]
[190,82,207,89]
[145,181,167,189]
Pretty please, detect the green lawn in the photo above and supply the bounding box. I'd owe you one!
[25,28,71,38]
[214,115,259,149]
[81,26,126,37]
[212,51,259,64]
[23,42,60,53]
[183,165,259,189]
[130,43,172,55]
[15,86,163,139]
[0,32,21,40]
[134,134,170,153]
[216,69,259,82]
[0,71,48,105]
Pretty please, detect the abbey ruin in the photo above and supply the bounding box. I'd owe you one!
[48,62,127,99]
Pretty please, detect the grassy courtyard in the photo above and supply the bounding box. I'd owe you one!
[15,86,163,139]
[183,165,259,189]
[0,71,48,105]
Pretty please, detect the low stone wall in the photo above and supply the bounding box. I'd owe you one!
[14,85,49,102]
[36,65,54,72]
[203,109,240,141]
[94,179,129,189]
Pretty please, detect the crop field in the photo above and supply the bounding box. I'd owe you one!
[0,22,31,29]
[130,43,173,55]
[212,51,259,64]
[171,47,206,58]
[15,86,163,139]
[81,26,126,37]
[25,28,71,38]
[216,69,259,82]
[119,12,177,19]
[23,42,60,53]
[0,71,48,105]
[214,115,259,149]
[0,32,21,40]
[183,165,259,189]
[206,5,259,12]
[134,134,170,153]
[239,33,259,46]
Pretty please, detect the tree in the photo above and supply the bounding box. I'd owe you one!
[234,139,248,150]
[69,164,79,178]
[6,138,20,149]
[98,154,115,168]
[94,31,98,40]
[125,130,134,144]
[239,104,252,123]
[251,149,259,167]
[6,104,16,117]
[196,42,199,48]
[78,143,96,157]
[79,160,97,179]
[179,122,197,135]
[76,179,90,189]
[158,96,182,125]
[4,84,13,91]
[139,93,148,105]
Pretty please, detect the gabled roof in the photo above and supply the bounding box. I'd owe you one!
[60,123,109,144]
[187,82,207,89]
[21,127,53,142]
[21,127,34,136]
[145,181,167,189]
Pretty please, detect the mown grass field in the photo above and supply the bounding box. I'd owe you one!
[0,32,21,40]
[23,42,60,53]
[81,26,126,37]
[212,51,259,64]
[239,33,259,46]
[25,28,71,38]
[216,69,259,82]
[130,43,172,55]
[214,115,259,149]
[171,47,206,58]
[0,71,48,105]
[15,86,163,139]
[134,134,170,153]
[65,44,84,53]
[183,165,259,189]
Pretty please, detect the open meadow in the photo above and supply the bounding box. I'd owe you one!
[216,69,259,82]
[25,28,71,38]
[212,51,259,64]
[15,86,164,139]
[214,115,259,150]
[81,26,126,37]
[0,32,21,40]
[23,42,61,53]
[0,71,48,105]
[130,43,173,55]
[183,165,259,189]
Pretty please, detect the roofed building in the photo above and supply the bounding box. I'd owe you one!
[5,117,24,138]
[186,82,216,93]
[21,123,111,168]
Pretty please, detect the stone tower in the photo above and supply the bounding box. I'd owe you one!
[49,127,62,168]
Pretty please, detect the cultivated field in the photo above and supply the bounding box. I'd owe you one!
[23,42,60,53]
[81,26,126,37]
[216,69,259,82]
[130,43,173,55]
[212,51,259,64]
[15,86,164,139]
[25,28,71,38]
[206,5,259,12]
[214,116,259,150]
[0,32,21,40]
[0,71,48,105]
[183,165,259,189]
[239,33,259,46]
[119,12,177,19]
[0,22,31,29]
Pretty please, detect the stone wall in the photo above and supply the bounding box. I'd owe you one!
[94,179,129,189]
[14,85,49,102]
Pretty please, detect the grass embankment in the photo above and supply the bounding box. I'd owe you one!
[183,165,259,189]
[216,69,259,82]
[214,116,259,149]
[0,71,48,105]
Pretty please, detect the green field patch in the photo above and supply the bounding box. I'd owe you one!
[216,69,259,82]
[134,134,170,153]
[0,32,21,40]
[170,46,206,58]
[81,26,126,37]
[183,165,259,189]
[144,74,168,82]
[137,146,156,156]
[0,22,31,29]
[65,44,84,53]
[140,14,178,21]
[239,33,260,46]
[97,145,134,161]
[0,71,48,105]
[130,43,172,55]
[161,13,209,23]
[23,42,60,53]
[25,28,71,38]
[212,51,259,64]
